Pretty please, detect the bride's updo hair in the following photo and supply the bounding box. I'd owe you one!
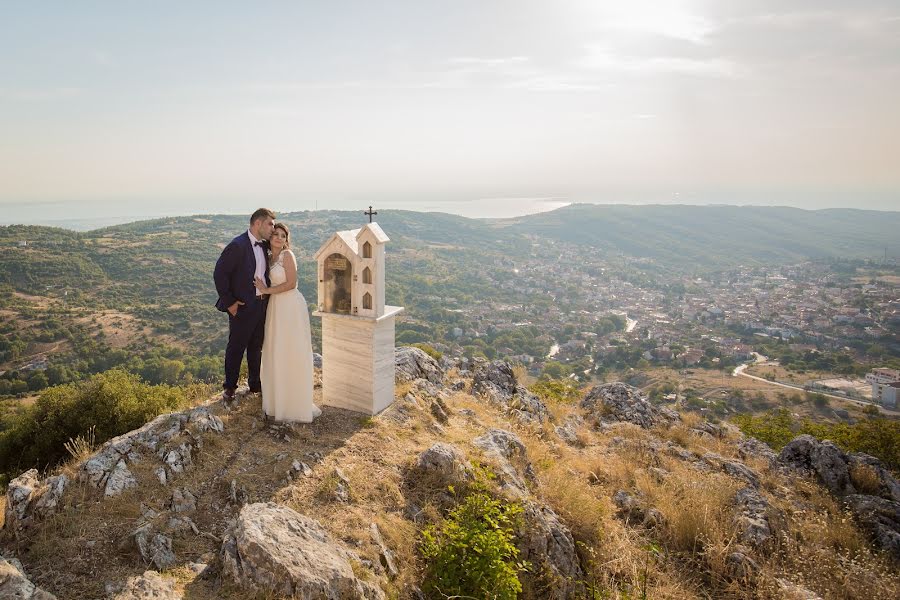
[273,222,291,249]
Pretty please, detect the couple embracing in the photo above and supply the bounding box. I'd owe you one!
[213,208,320,422]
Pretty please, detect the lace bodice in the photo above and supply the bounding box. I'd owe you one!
[269,250,295,287]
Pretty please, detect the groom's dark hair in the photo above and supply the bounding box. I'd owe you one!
[250,208,276,224]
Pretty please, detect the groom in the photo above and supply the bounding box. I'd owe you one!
[214,208,276,400]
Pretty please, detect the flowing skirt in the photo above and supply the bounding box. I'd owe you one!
[260,289,318,422]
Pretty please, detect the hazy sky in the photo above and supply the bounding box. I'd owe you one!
[2,1,899,212]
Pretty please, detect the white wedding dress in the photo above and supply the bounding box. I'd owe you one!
[261,250,320,422]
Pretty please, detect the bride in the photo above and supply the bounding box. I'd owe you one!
[254,222,320,422]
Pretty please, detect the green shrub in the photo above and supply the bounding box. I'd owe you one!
[0,369,188,482]
[529,379,581,404]
[421,490,527,599]
[732,409,900,472]
[411,343,443,361]
[732,408,797,450]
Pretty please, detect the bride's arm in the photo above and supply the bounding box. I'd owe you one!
[255,251,298,295]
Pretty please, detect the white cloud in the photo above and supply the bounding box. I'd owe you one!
[577,44,739,77]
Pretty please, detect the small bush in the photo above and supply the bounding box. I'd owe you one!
[411,343,442,361]
[733,409,900,472]
[421,490,527,600]
[529,379,581,404]
[0,369,187,483]
[850,463,882,495]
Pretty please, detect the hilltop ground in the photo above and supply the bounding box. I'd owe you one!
[2,355,899,599]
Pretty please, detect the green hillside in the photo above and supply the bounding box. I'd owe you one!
[503,204,899,269]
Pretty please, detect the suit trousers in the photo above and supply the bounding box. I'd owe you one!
[224,297,268,391]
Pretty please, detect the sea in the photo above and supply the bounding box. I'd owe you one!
[0,197,571,231]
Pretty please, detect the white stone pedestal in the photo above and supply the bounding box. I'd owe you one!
[313,305,404,415]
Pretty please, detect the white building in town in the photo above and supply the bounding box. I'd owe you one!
[866,368,900,407]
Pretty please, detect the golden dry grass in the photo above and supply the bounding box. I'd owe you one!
[4,376,900,600]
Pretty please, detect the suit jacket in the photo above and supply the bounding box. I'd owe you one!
[213,232,270,312]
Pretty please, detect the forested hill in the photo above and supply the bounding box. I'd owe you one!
[501,204,900,269]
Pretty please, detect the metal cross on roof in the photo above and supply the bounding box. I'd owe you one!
[364,206,377,223]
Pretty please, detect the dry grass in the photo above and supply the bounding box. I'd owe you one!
[758,477,900,600]
[4,376,900,600]
[849,463,882,496]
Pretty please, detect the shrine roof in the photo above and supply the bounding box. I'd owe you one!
[314,224,390,260]
[314,228,360,259]
[337,229,361,254]
[357,222,390,243]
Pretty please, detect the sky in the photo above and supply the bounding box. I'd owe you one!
[1,0,899,218]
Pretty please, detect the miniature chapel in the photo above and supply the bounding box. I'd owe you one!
[312,222,404,415]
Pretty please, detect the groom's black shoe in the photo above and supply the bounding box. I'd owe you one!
[248,386,262,395]
[222,388,236,401]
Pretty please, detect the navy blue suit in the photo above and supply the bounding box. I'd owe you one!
[214,232,270,392]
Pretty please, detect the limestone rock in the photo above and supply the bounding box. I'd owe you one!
[726,550,759,580]
[779,435,900,557]
[132,524,177,570]
[4,470,69,536]
[395,347,443,384]
[776,578,824,600]
[188,405,224,434]
[414,443,471,484]
[221,502,384,599]
[414,378,445,399]
[331,468,352,503]
[701,452,761,489]
[518,503,584,599]
[474,429,530,496]
[474,428,527,460]
[580,383,679,429]
[778,435,854,497]
[847,453,900,503]
[313,352,323,369]
[170,488,197,513]
[80,413,186,488]
[429,399,449,424]
[105,460,138,497]
[691,421,727,438]
[733,487,775,547]
[844,494,900,560]
[369,523,398,579]
[0,554,58,599]
[163,443,193,474]
[471,361,548,423]
[737,437,778,465]
[111,570,182,600]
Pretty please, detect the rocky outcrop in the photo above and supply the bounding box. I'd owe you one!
[701,452,761,489]
[580,383,679,429]
[844,494,900,560]
[78,404,223,498]
[110,570,182,600]
[395,346,444,384]
[776,578,824,599]
[733,487,775,548]
[414,443,471,485]
[221,502,384,599]
[778,434,900,558]
[369,523,398,579]
[737,437,778,465]
[131,523,177,570]
[0,555,57,599]
[4,470,69,538]
[472,361,548,423]
[778,435,854,496]
[518,503,584,599]
[612,490,664,528]
[474,429,532,496]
